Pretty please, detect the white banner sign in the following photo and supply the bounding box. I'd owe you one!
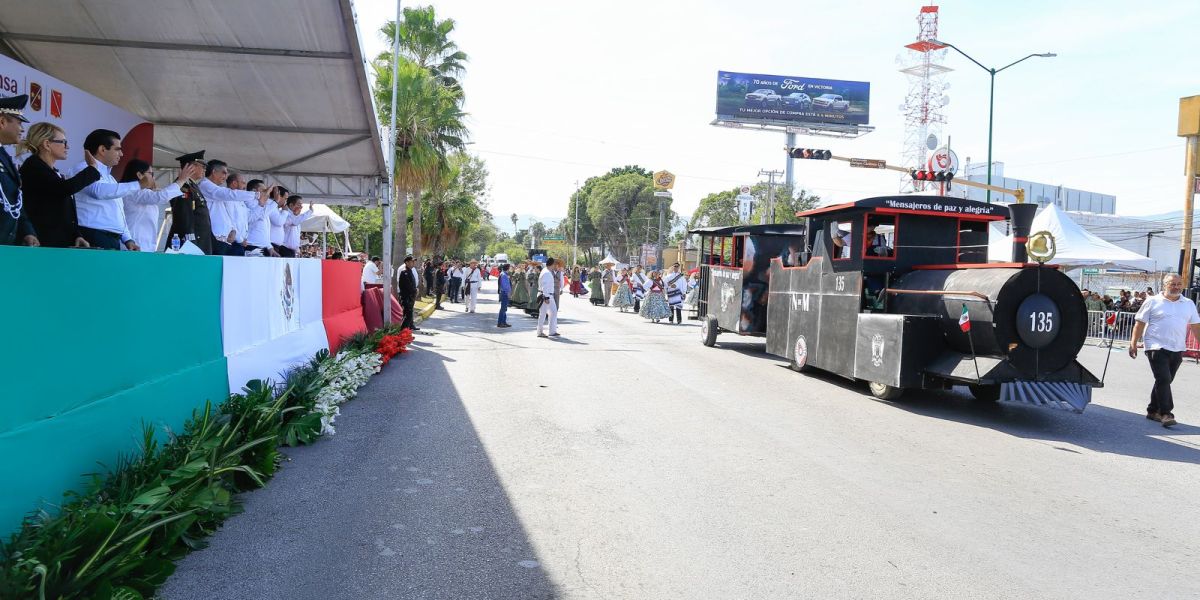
[0,55,150,172]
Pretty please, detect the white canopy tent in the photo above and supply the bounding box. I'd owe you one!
[988,204,1156,271]
[0,0,396,321]
[301,204,352,256]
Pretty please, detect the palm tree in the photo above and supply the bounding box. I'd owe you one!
[374,7,469,259]
[372,58,467,259]
[510,212,518,235]
[419,153,483,256]
[378,7,468,92]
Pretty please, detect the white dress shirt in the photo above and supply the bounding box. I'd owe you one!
[466,267,482,284]
[268,206,288,245]
[68,161,141,242]
[245,202,272,248]
[538,268,557,297]
[197,178,257,242]
[1135,294,1200,351]
[122,183,181,252]
[362,261,381,285]
[282,208,313,250]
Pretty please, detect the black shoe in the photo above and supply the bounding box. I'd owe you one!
[1161,413,1177,427]
[412,327,421,331]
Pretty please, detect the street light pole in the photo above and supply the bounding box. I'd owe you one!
[932,39,1055,204]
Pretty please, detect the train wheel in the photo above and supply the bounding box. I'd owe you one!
[791,335,811,373]
[969,384,1001,403]
[701,315,719,347]
[868,382,903,400]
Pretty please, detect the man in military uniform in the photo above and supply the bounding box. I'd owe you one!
[166,150,213,254]
[0,94,38,246]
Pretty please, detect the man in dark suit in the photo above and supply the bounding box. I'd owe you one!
[0,94,38,247]
[398,254,419,331]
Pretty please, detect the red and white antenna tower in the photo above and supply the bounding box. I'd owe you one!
[898,5,952,193]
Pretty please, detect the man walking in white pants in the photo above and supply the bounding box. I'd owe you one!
[464,259,483,313]
[537,258,560,338]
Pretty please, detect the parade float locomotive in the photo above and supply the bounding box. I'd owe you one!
[692,196,1100,412]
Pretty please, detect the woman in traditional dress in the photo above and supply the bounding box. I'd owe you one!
[683,271,700,311]
[510,263,529,309]
[524,264,542,316]
[570,266,586,297]
[588,267,606,305]
[612,267,634,312]
[639,271,672,323]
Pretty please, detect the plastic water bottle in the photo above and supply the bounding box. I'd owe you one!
[171,234,181,251]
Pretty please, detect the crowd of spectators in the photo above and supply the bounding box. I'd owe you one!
[0,97,317,256]
[1082,287,1154,313]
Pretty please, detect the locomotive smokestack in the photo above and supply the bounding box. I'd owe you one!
[1009,203,1037,263]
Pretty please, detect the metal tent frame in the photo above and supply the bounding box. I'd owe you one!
[0,0,396,321]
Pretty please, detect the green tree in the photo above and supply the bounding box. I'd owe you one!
[689,184,821,229]
[585,171,673,261]
[372,6,468,260]
[418,152,489,256]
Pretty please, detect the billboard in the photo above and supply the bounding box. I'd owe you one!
[0,55,151,175]
[715,71,870,126]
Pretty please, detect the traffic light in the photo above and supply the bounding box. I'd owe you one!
[910,170,955,189]
[788,148,832,160]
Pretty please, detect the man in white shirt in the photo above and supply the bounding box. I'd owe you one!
[266,186,291,256]
[464,259,483,313]
[281,194,313,256]
[362,256,384,289]
[69,129,142,250]
[197,159,266,256]
[537,258,560,338]
[241,179,279,256]
[1129,273,1200,427]
[120,159,198,252]
[226,170,252,252]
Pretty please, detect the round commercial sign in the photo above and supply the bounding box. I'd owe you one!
[1015,293,1059,349]
[739,185,752,195]
[927,147,959,174]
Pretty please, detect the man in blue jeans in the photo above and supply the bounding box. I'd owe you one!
[496,263,513,328]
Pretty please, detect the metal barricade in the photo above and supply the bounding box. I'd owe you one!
[1084,310,1138,347]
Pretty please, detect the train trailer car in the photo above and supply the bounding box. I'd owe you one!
[689,224,808,346]
[698,196,1101,413]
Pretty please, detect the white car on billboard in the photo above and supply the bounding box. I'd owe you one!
[812,93,849,111]
[781,92,813,110]
[745,88,781,106]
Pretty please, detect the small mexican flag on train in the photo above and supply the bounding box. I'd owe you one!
[959,304,971,332]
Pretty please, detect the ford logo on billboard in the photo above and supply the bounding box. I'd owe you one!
[716,71,870,127]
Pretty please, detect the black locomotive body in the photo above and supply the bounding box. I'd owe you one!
[693,196,1100,413]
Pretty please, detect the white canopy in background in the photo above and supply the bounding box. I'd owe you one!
[988,204,1155,271]
[599,253,621,265]
[300,204,351,234]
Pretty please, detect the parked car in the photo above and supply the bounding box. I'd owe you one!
[745,88,781,105]
[812,93,849,111]
[781,92,812,110]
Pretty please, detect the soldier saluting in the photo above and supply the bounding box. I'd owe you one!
[0,94,39,246]
[166,150,213,254]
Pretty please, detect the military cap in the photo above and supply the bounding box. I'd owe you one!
[176,150,206,166]
[0,94,29,123]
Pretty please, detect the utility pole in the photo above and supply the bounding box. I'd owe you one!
[572,180,580,267]
[1147,229,1165,258]
[656,196,667,269]
[1179,96,1200,286]
[758,169,784,224]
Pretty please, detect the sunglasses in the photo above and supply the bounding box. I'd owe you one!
[49,139,69,147]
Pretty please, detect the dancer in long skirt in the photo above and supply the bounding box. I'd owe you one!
[612,267,635,312]
[630,266,648,313]
[683,271,700,310]
[570,266,586,297]
[588,267,606,305]
[639,271,672,322]
[510,264,529,309]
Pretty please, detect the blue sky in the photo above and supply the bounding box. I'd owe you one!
[358,0,1199,224]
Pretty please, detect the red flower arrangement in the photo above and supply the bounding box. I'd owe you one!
[377,328,415,365]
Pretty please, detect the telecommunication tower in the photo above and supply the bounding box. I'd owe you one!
[897,5,951,193]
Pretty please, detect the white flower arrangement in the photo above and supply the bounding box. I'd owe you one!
[310,350,383,435]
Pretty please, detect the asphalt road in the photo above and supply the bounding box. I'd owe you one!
[161,278,1200,600]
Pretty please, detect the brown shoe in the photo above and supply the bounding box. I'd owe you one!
[1161,413,1177,427]
[1147,411,1161,422]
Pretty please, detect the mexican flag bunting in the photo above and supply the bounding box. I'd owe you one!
[959,304,971,332]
